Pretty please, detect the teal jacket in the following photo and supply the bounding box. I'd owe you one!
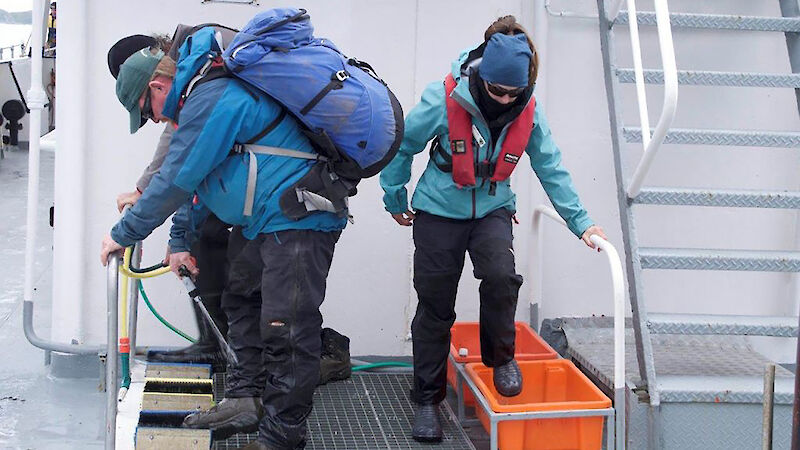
[379,47,594,238]
[111,28,347,252]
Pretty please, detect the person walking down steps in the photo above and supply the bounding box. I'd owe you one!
[379,15,608,443]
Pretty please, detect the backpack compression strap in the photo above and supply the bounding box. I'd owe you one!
[491,95,535,182]
[444,73,476,187]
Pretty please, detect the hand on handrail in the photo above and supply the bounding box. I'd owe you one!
[116,189,142,213]
[581,225,609,251]
[100,233,125,266]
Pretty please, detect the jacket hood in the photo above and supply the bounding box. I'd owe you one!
[450,42,485,83]
[162,27,221,122]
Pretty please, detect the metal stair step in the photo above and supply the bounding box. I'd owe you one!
[633,187,800,209]
[658,375,795,404]
[623,127,800,147]
[647,313,799,337]
[561,318,797,403]
[616,69,800,88]
[615,11,800,32]
[638,247,800,272]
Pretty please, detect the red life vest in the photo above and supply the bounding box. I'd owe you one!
[443,73,535,187]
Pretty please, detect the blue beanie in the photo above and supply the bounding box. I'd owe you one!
[480,33,532,88]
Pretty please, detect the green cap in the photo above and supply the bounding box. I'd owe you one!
[115,47,163,133]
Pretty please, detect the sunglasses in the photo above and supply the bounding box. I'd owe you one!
[485,82,525,98]
[141,87,154,122]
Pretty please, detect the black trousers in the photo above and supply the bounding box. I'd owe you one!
[190,214,232,336]
[411,209,523,405]
[222,229,339,449]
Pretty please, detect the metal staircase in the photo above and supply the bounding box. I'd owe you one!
[594,0,800,447]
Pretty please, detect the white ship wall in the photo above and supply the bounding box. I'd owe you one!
[52,0,800,360]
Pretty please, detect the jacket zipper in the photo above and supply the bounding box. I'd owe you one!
[471,190,476,219]
[452,78,493,220]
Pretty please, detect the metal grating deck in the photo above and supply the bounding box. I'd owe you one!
[212,372,475,450]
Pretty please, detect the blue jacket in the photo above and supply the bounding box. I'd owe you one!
[111,29,347,251]
[379,46,593,238]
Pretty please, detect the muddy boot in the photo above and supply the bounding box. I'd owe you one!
[147,296,228,369]
[183,397,263,439]
[411,404,442,443]
[493,359,522,397]
[318,327,351,385]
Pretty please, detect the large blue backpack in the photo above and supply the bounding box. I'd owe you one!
[222,8,404,181]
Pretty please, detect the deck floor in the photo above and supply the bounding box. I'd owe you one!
[0,149,106,449]
[212,372,477,450]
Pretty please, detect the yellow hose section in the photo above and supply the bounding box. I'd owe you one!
[118,247,172,279]
[118,247,172,340]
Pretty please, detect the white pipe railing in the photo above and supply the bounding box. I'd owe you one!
[24,0,48,335]
[530,205,626,449]
[626,0,651,151]
[625,0,679,198]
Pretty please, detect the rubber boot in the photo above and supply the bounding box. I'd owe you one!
[318,327,351,385]
[183,397,263,439]
[493,359,522,397]
[147,295,227,369]
[411,404,443,443]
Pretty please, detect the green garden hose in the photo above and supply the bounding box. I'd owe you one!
[138,281,197,343]
[352,362,413,372]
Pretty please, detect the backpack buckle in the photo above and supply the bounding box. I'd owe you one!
[475,161,494,178]
[334,70,350,82]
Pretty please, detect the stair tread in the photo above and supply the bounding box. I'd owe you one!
[638,247,800,272]
[623,127,800,147]
[647,312,798,337]
[648,312,798,325]
[615,68,800,87]
[615,11,800,32]
[634,187,800,208]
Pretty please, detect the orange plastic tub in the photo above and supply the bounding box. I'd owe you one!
[447,322,558,406]
[466,360,611,450]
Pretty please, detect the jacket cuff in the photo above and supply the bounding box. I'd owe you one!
[110,223,136,249]
[168,237,190,254]
[569,215,595,239]
[383,191,409,215]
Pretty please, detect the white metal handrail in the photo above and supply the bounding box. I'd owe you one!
[530,205,626,449]
[624,0,679,198]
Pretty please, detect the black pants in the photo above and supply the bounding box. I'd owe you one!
[411,209,523,405]
[191,214,232,336]
[222,229,340,449]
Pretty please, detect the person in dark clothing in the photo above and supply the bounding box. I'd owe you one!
[379,16,608,443]
[99,26,347,449]
[108,32,230,367]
